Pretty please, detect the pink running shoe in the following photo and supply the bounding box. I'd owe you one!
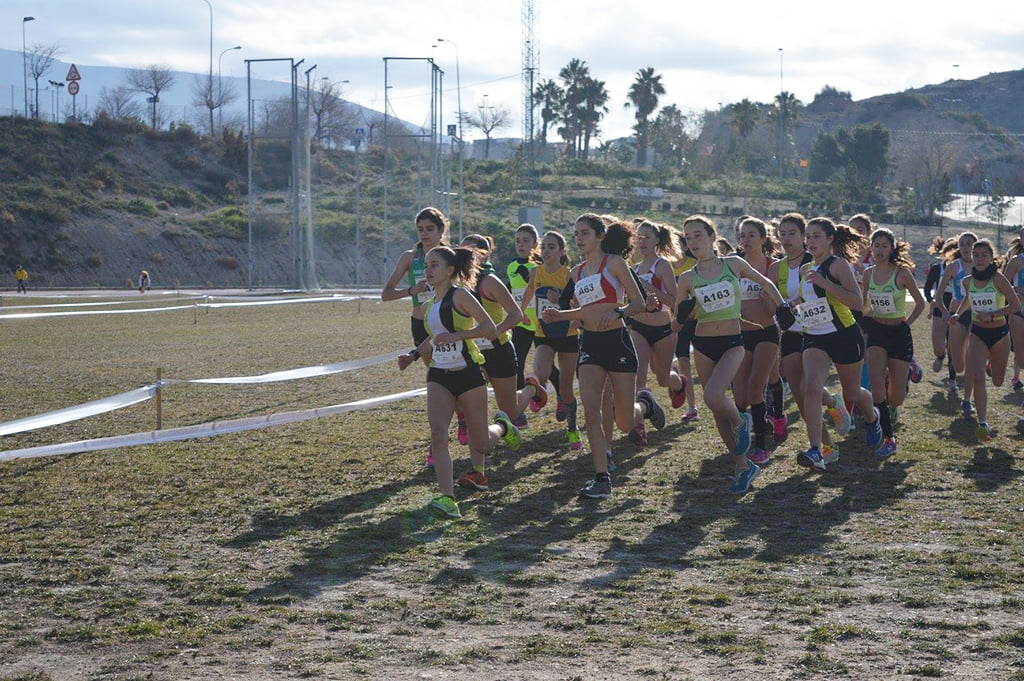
[772,414,788,443]
[425,446,434,468]
[681,407,699,422]
[457,419,468,446]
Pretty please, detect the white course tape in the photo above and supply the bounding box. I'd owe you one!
[0,296,205,311]
[188,351,400,384]
[0,387,427,463]
[0,304,199,320]
[0,386,158,436]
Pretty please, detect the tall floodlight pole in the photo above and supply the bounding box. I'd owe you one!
[437,38,463,241]
[302,63,319,290]
[201,0,214,134]
[22,17,35,117]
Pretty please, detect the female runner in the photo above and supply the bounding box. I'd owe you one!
[860,228,926,458]
[397,246,520,519]
[734,217,782,464]
[924,237,955,377]
[541,215,665,499]
[671,235,700,421]
[768,213,843,462]
[460,234,546,457]
[675,215,790,494]
[935,231,979,414]
[630,220,687,416]
[795,218,882,471]
[521,231,582,449]
[951,239,1021,442]
[1002,227,1024,392]
[382,207,449,465]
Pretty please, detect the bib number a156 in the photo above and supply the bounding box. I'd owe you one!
[868,291,895,316]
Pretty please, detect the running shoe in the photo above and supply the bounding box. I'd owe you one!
[747,447,771,465]
[875,437,898,459]
[865,407,883,449]
[1012,377,1024,392]
[457,470,489,491]
[525,375,548,413]
[961,400,976,418]
[730,461,761,494]
[771,414,789,443]
[908,359,923,384]
[947,377,959,393]
[932,354,945,373]
[425,446,434,468]
[681,406,699,422]
[579,476,612,499]
[494,411,522,451]
[638,388,666,429]
[628,422,648,446]
[567,428,583,451]
[555,398,568,422]
[669,376,689,409]
[731,411,753,456]
[822,444,840,465]
[799,446,827,472]
[428,495,461,519]
[826,393,852,436]
[974,421,993,443]
[513,412,529,429]
[457,419,468,446]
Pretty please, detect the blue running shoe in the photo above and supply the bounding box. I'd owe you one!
[875,437,897,458]
[865,407,883,449]
[731,411,753,456]
[729,461,761,494]
[798,446,827,472]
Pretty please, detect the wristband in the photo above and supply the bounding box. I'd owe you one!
[409,348,420,361]
[615,307,626,319]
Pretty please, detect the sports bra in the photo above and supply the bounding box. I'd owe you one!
[692,258,742,323]
[574,255,624,307]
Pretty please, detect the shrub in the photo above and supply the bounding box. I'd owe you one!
[126,199,158,217]
[215,255,238,270]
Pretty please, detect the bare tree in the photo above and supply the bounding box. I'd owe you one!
[191,74,237,135]
[464,102,512,159]
[126,65,176,129]
[28,43,62,119]
[362,109,387,146]
[96,85,143,121]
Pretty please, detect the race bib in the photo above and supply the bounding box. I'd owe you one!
[537,296,558,316]
[639,273,654,285]
[739,278,762,301]
[511,287,526,307]
[475,337,494,350]
[575,273,604,306]
[695,280,735,313]
[431,339,466,370]
[868,291,895,316]
[970,290,997,313]
[795,299,834,329]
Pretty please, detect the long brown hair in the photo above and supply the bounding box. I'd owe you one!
[807,217,867,262]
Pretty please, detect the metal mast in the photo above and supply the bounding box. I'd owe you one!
[520,0,542,223]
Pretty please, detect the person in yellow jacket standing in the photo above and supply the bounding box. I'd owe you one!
[15,265,28,293]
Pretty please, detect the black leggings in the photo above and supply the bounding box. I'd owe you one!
[512,324,560,393]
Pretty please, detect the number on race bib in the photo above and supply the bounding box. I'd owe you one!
[695,280,735,313]
[739,278,762,301]
[511,288,526,307]
[431,340,466,369]
[575,274,603,306]
[795,299,834,329]
[970,291,997,313]
[868,291,895,315]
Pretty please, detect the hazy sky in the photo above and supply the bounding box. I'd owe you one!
[4,0,1023,140]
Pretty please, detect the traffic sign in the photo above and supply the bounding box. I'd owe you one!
[67,81,80,96]
[65,64,81,82]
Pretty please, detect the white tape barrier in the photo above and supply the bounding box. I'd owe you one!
[0,387,427,463]
[0,352,402,437]
[187,351,400,384]
[0,293,379,320]
[0,295,206,310]
[0,386,157,436]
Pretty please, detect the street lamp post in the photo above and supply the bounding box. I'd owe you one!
[218,45,241,131]
[22,17,35,117]
[437,37,464,241]
[48,79,64,121]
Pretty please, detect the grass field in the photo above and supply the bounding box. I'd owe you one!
[1,294,1023,680]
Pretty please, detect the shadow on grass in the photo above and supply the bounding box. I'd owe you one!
[962,447,1020,492]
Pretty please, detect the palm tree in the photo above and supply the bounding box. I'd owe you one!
[532,78,564,146]
[579,77,609,160]
[729,98,759,139]
[558,58,591,158]
[768,91,802,176]
[625,67,665,166]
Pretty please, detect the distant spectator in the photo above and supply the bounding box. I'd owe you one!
[138,269,151,293]
[15,265,28,293]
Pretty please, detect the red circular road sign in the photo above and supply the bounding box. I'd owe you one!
[67,81,80,96]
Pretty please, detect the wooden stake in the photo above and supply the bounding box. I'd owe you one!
[155,368,163,431]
